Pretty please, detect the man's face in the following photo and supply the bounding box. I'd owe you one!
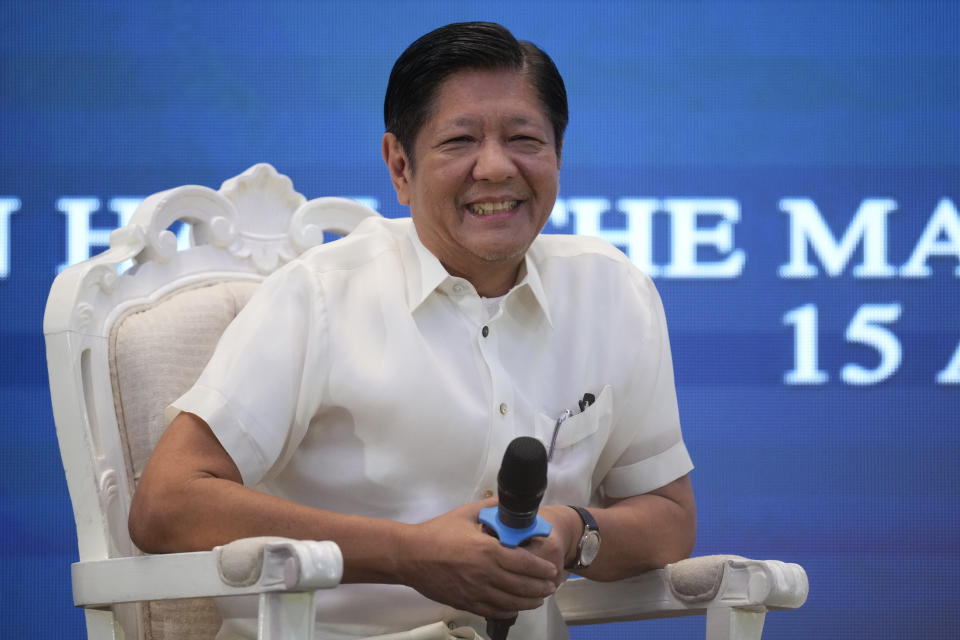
[383,69,561,287]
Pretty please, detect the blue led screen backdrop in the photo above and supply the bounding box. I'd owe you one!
[2,2,958,638]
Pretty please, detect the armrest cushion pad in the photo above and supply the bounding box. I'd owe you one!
[666,554,748,602]
[217,536,294,587]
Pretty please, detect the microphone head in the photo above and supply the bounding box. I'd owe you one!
[497,437,548,529]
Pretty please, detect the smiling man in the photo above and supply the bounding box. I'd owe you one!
[383,68,560,297]
[129,22,695,640]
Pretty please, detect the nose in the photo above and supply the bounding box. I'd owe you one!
[472,140,516,182]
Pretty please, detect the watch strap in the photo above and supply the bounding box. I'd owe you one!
[567,505,600,570]
[568,505,598,532]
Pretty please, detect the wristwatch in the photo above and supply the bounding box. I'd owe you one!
[567,505,601,570]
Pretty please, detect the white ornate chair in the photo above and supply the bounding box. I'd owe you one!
[44,163,808,640]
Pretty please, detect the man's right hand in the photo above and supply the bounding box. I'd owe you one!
[395,500,562,620]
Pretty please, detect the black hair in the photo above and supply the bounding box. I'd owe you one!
[384,22,568,168]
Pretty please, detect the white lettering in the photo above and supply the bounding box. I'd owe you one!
[779,198,897,278]
[840,303,902,385]
[660,198,745,278]
[783,303,829,384]
[900,198,960,277]
[551,197,744,278]
[0,197,21,279]
[553,198,662,274]
[785,302,904,385]
[557,197,613,239]
[614,199,660,276]
[56,197,102,272]
[548,198,570,227]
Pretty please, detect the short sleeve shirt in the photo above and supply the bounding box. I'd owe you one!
[170,216,692,638]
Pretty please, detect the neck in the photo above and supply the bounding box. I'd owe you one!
[443,259,522,298]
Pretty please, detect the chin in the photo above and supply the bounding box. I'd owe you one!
[474,247,528,264]
[466,234,535,262]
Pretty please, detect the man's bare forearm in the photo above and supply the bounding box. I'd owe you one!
[128,411,559,617]
[129,413,407,584]
[540,474,696,582]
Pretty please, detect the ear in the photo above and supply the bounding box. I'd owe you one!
[382,132,411,206]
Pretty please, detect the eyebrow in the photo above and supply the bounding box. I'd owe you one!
[438,115,546,131]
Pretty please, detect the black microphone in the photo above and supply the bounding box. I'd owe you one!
[496,436,548,529]
[478,437,552,640]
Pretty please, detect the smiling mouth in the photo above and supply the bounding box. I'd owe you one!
[466,200,520,215]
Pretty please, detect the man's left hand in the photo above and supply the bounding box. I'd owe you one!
[524,504,582,580]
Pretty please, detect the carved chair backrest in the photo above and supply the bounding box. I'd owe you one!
[43,164,378,639]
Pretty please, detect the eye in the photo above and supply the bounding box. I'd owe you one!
[510,135,547,152]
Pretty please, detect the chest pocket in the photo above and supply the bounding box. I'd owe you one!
[534,385,613,505]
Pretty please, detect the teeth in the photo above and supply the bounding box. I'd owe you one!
[468,200,519,215]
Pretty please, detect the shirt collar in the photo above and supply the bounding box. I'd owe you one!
[405,221,453,310]
[514,248,554,327]
[404,221,553,327]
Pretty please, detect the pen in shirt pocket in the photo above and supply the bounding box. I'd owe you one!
[548,392,596,461]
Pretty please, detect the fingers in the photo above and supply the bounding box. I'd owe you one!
[491,573,555,607]
[399,501,568,619]
[517,543,566,592]
[413,545,552,618]
[470,536,558,598]
[526,504,581,583]
[404,529,558,618]
[468,585,547,620]
[455,561,554,619]
[495,543,558,581]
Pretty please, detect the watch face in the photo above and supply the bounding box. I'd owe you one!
[580,530,601,566]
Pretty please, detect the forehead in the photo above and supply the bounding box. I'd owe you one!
[423,69,550,131]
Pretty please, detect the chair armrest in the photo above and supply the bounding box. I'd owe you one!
[556,555,808,626]
[72,537,342,608]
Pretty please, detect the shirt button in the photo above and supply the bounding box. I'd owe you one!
[499,402,509,415]
[452,283,465,294]
[481,489,494,499]
[482,325,489,337]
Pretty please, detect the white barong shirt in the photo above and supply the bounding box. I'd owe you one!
[169,216,693,639]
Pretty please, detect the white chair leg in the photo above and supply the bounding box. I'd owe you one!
[258,591,317,640]
[705,607,766,640]
[84,608,123,639]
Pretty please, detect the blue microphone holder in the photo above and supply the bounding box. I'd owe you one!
[478,507,552,547]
